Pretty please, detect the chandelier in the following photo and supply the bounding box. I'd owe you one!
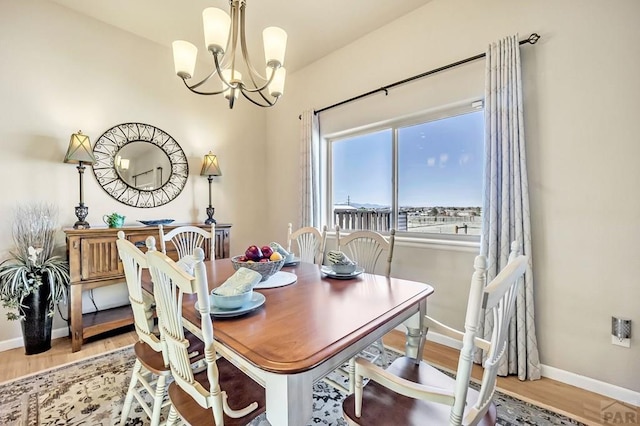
[172,0,287,109]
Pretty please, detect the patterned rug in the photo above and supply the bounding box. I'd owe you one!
[0,345,584,425]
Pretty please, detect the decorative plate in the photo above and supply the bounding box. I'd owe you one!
[321,265,365,280]
[195,292,266,318]
[138,219,175,226]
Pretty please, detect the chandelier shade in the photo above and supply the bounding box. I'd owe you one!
[172,0,288,109]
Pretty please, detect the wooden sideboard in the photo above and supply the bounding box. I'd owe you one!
[64,223,231,352]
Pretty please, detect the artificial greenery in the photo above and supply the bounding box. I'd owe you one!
[0,204,70,321]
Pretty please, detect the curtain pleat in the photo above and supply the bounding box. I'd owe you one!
[299,110,320,228]
[478,34,541,381]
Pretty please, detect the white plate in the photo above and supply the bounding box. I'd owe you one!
[283,257,301,267]
[195,292,266,318]
[254,271,297,289]
[321,265,365,280]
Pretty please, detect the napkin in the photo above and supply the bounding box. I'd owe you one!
[269,241,290,258]
[327,250,355,265]
[176,255,196,275]
[213,267,262,296]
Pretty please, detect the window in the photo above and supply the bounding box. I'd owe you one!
[327,105,484,237]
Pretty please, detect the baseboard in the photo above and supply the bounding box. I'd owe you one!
[541,364,640,407]
[393,327,640,407]
[0,326,69,353]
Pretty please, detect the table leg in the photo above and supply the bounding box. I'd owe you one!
[403,299,427,363]
[264,371,313,426]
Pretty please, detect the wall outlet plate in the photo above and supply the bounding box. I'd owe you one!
[611,335,631,347]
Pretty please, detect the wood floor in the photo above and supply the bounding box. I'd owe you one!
[0,328,634,426]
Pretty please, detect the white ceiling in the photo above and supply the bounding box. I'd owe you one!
[50,0,432,72]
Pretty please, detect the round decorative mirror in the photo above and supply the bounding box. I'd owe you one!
[92,123,189,208]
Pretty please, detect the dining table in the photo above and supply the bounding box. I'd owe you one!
[143,259,434,426]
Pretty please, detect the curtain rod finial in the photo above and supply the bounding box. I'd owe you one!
[527,33,541,44]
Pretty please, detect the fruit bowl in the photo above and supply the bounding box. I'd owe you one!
[231,255,284,281]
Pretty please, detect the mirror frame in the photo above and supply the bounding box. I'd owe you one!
[92,123,189,208]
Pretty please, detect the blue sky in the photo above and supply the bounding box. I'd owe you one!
[332,110,484,207]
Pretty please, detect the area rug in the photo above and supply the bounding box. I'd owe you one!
[0,345,584,425]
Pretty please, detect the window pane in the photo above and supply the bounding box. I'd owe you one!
[332,129,392,230]
[398,111,484,235]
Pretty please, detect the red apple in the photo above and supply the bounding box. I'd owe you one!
[245,245,263,261]
[261,245,274,259]
[259,258,269,263]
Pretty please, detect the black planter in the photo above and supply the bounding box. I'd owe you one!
[20,283,52,355]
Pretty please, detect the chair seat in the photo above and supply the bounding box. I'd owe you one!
[342,357,496,426]
[133,341,171,376]
[135,329,205,372]
[168,357,266,426]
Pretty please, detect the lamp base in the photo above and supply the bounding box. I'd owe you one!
[74,204,90,229]
[204,206,216,225]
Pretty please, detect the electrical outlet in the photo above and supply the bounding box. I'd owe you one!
[611,335,631,348]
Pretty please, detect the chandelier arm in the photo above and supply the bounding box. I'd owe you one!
[237,7,276,100]
[239,5,268,82]
[181,78,228,96]
[239,24,277,94]
[239,68,277,93]
[214,53,236,90]
[240,89,277,108]
[185,53,224,91]
[229,1,240,80]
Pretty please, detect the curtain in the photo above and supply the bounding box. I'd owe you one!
[479,34,541,380]
[299,109,320,228]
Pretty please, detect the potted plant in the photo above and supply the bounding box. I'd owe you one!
[0,204,70,354]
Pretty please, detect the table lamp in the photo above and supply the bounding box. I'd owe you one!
[64,130,96,229]
[200,152,222,224]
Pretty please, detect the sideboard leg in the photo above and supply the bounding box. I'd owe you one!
[70,284,83,352]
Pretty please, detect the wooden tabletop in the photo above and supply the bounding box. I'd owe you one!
[144,260,434,374]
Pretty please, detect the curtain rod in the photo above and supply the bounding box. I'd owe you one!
[299,33,540,119]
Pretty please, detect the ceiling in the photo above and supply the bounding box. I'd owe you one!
[50,0,433,73]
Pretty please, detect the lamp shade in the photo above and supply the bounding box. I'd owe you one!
[200,152,222,176]
[64,131,95,164]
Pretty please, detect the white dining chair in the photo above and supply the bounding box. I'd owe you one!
[146,246,266,426]
[158,223,215,261]
[116,232,205,425]
[116,231,170,425]
[342,242,528,426]
[286,223,328,264]
[323,226,396,394]
[336,226,395,277]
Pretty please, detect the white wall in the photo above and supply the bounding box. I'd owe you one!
[265,0,640,395]
[0,1,270,342]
